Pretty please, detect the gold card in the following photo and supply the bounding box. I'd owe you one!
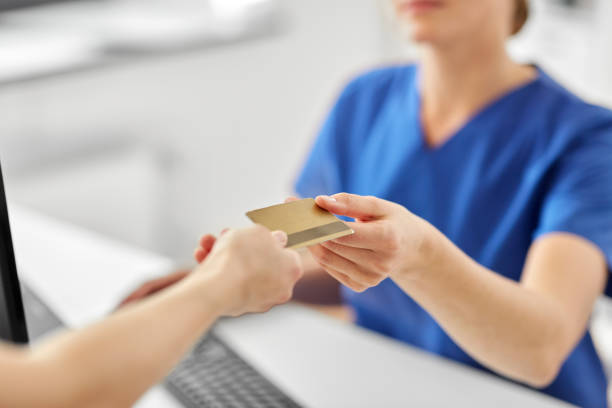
[246,198,354,249]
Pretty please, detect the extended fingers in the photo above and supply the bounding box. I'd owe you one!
[315,193,387,221]
[320,241,390,286]
[194,248,207,263]
[195,234,217,263]
[330,221,392,250]
[320,240,381,269]
[309,244,381,288]
[324,265,368,293]
[199,234,216,250]
[194,242,213,263]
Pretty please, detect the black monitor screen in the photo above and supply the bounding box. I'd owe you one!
[0,165,28,343]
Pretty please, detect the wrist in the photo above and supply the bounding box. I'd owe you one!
[190,255,243,318]
[395,218,441,283]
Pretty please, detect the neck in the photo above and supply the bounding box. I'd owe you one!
[418,37,535,146]
[420,37,528,118]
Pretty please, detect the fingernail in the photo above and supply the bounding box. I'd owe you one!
[272,230,288,245]
[319,195,337,202]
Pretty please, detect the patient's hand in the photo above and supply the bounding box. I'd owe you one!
[196,226,304,316]
[194,234,217,263]
[117,233,218,308]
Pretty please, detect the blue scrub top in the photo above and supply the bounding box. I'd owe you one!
[295,65,612,408]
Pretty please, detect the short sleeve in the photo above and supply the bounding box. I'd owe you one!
[294,66,410,199]
[534,125,612,294]
[294,83,357,198]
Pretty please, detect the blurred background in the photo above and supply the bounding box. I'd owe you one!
[1,0,612,395]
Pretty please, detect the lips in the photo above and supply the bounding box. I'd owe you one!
[399,0,443,13]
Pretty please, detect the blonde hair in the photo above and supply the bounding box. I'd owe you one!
[512,0,529,35]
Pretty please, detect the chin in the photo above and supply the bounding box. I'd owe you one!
[394,11,445,45]
[406,24,440,44]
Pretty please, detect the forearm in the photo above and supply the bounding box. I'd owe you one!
[393,230,571,387]
[0,225,300,408]
[24,273,227,408]
[310,193,604,387]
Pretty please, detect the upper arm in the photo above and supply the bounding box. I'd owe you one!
[294,68,400,199]
[521,233,607,348]
[522,116,612,349]
[294,87,352,199]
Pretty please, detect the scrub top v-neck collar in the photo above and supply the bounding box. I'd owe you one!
[409,65,543,155]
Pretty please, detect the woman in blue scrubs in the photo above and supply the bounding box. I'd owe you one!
[294,0,612,407]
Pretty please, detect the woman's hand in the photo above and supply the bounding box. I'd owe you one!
[308,193,434,292]
[198,225,304,316]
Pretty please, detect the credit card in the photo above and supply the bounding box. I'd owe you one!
[246,198,354,249]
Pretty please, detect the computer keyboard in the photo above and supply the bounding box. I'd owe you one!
[166,334,302,408]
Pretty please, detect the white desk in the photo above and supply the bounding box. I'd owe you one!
[7,204,573,407]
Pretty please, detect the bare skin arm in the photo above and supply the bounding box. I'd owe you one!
[309,193,607,387]
[0,226,303,408]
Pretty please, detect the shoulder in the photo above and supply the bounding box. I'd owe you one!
[328,64,416,127]
[334,64,416,108]
[537,70,612,132]
[342,64,416,96]
[527,69,612,155]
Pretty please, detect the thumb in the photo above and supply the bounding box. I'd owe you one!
[271,230,288,247]
[315,193,386,220]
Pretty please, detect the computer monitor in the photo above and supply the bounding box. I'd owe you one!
[0,164,29,343]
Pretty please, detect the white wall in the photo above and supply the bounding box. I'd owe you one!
[0,0,389,261]
[509,0,612,107]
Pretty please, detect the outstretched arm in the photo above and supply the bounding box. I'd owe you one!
[309,193,607,388]
[0,226,302,408]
